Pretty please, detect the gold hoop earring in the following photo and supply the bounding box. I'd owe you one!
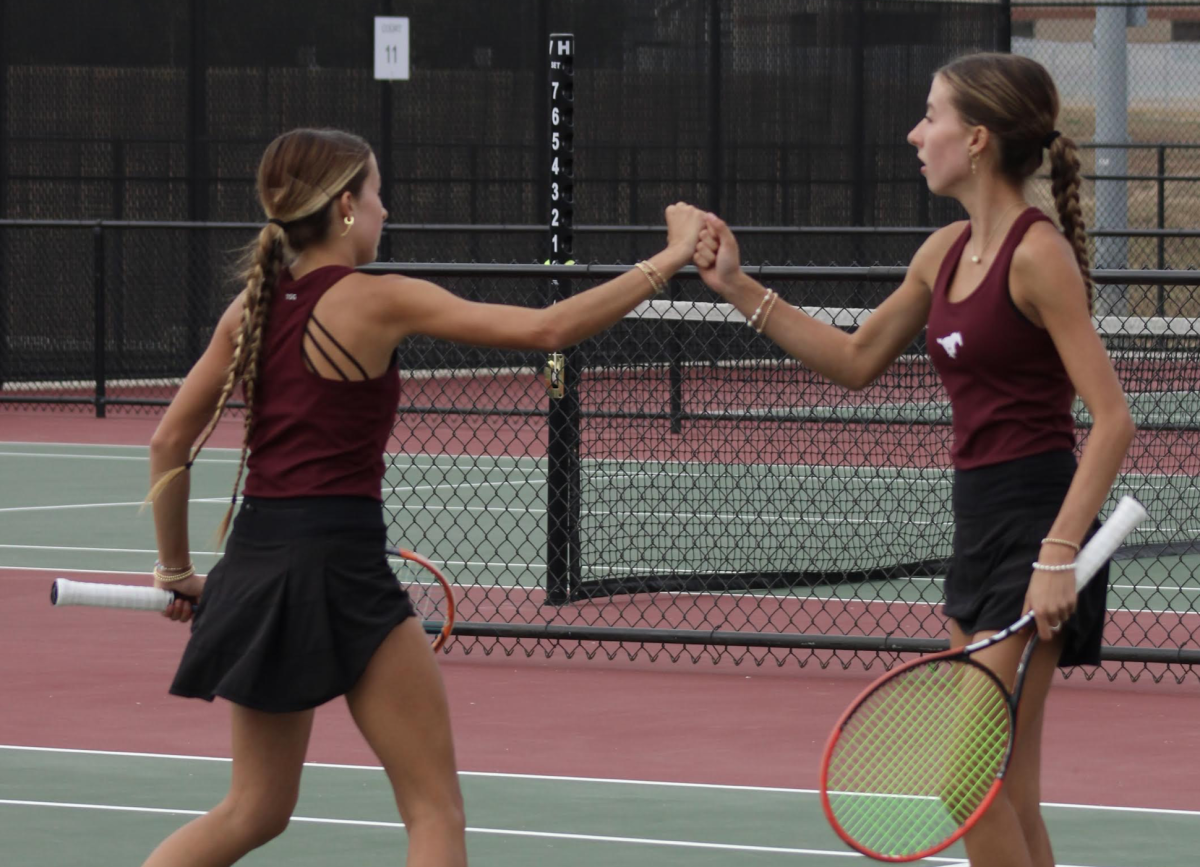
[340,215,355,238]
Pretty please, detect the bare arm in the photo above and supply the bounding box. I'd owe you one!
[148,295,243,580]
[1013,223,1135,638]
[695,216,959,390]
[380,204,706,350]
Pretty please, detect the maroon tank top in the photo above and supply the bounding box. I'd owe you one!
[242,265,401,500]
[926,207,1075,470]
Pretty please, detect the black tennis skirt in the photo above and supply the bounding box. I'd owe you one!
[944,449,1108,668]
[170,496,415,712]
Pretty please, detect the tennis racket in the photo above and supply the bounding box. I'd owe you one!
[50,548,456,652]
[386,546,456,651]
[819,495,1147,862]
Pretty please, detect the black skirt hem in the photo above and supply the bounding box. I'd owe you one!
[944,449,1108,668]
[168,608,412,713]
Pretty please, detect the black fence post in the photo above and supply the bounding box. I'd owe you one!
[850,2,867,263]
[668,279,683,434]
[545,34,577,606]
[535,0,551,229]
[1158,144,1166,315]
[111,140,125,361]
[93,223,107,419]
[708,0,722,215]
[187,0,210,369]
[378,0,395,263]
[0,0,8,389]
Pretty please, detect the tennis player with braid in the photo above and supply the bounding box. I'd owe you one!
[141,128,706,867]
[694,54,1134,867]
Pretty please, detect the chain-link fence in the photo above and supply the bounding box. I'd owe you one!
[1014,2,1200,283]
[4,229,1198,682]
[0,0,1007,268]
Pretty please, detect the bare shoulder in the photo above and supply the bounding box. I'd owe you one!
[1011,220,1084,289]
[907,221,967,291]
[215,290,248,342]
[1013,217,1076,268]
[352,272,443,308]
[1011,218,1089,312]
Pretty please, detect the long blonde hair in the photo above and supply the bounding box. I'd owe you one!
[938,53,1093,312]
[148,128,372,542]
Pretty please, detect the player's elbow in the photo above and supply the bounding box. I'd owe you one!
[1109,404,1136,449]
[149,423,191,460]
[840,369,871,392]
[839,356,876,391]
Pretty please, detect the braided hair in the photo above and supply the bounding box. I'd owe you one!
[938,53,1093,311]
[147,129,372,541]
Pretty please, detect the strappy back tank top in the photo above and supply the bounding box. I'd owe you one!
[243,265,400,500]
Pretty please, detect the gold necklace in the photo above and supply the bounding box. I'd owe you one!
[969,202,1024,265]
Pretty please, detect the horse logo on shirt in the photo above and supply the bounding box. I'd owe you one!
[936,331,964,359]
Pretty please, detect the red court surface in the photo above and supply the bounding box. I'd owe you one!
[3,565,1199,813]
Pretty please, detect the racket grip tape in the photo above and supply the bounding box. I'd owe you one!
[50,578,185,611]
[1074,496,1148,591]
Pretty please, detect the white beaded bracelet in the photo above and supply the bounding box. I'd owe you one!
[1031,561,1076,572]
[747,289,775,328]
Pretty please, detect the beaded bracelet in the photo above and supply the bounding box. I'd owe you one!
[634,261,666,295]
[1040,537,1081,553]
[154,562,196,584]
[755,291,781,334]
[747,288,776,329]
[643,259,667,290]
[1031,561,1076,572]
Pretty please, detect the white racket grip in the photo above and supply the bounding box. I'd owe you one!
[51,579,174,611]
[1074,496,1148,591]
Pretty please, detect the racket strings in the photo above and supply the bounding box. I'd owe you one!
[832,671,1009,852]
[835,671,1008,839]
[826,659,1012,857]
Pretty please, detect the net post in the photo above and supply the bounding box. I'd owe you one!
[92,222,107,419]
[545,33,578,606]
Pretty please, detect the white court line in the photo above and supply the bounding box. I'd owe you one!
[0,544,226,557]
[0,497,229,514]
[1,744,1197,821]
[7,442,1200,486]
[0,800,1166,867]
[0,798,933,862]
[0,566,209,578]
[0,546,541,573]
[0,450,240,464]
[0,482,548,518]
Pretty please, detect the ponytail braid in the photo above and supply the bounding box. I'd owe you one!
[1047,134,1094,313]
[145,223,287,545]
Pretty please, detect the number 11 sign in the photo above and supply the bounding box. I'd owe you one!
[374,17,410,81]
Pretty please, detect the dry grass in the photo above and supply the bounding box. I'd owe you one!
[1023,104,1200,314]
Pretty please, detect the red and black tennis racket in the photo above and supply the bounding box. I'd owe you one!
[50,547,456,652]
[819,495,1147,862]
[385,546,456,651]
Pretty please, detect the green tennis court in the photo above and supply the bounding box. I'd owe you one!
[2,746,1199,867]
[1,441,1196,619]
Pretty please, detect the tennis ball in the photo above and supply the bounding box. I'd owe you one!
[543,259,575,265]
